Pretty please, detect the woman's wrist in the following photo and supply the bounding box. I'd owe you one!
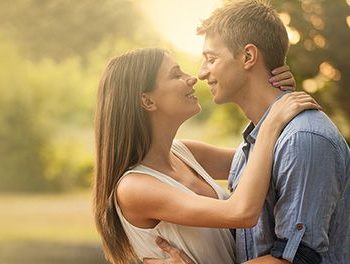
[259,118,281,140]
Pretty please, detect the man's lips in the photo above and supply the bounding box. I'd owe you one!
[185,89,195,96]
[208,80,217,87]
[186,89,198,100]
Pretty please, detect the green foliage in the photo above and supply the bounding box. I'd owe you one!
[272,0,350,140]
[0,0,160,61]
[0,0,166,192]
[0,42,47,191]
[0,41,93,192]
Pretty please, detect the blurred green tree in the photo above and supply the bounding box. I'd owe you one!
[272,0,350,141]
[0,0,160,61]
[0,0,163,192]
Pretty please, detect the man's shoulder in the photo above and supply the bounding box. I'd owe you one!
[278,110,342,146]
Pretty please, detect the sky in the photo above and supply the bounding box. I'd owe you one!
[140,0,221,55]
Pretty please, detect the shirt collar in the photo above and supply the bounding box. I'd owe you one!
[242,91,290,144]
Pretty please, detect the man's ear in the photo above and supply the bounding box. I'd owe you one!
[242,44,258,70]
[141,93,157,111]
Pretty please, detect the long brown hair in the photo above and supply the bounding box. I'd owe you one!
[93,48,165,264]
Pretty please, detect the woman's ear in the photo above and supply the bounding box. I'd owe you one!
[242,44,258,70]
[141,93,157,111]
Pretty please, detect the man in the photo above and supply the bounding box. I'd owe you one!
[144,0,350,263]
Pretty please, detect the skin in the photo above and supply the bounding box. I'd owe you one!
[142,34,312,263]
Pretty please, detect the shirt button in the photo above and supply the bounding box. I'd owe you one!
[296,223,304,230]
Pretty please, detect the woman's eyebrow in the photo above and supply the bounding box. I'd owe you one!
[168,65,180,75]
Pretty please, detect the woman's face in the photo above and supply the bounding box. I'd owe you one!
[146,53,201,122]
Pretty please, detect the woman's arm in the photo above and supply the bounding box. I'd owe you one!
[180,140,235,180]
[117,92,321,228]
[117,122,282,228]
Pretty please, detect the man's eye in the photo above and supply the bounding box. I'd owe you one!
[208,58,216,64]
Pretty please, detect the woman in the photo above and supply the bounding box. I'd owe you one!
[93,48,320,264]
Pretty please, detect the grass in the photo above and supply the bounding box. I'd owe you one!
[0,181,228,263]
[0,240,106,264]
[0,192,98,242]
[0,191,106,264]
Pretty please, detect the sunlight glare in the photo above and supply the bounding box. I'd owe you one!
[140,0,221,55]
[286,26,301,45]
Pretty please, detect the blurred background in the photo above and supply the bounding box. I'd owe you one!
[0,0,349,263]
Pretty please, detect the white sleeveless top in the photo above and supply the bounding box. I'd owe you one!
[115,140,236,264]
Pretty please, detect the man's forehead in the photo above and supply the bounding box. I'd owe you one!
[202,33,228,51]
[202,39,230,57]
[202,48,219,56]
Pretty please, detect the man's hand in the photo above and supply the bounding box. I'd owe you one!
[244,255,291,264]
[142,237,195,264]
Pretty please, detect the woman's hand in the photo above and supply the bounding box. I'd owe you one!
[264,92,322,134]
[270,65,296,91]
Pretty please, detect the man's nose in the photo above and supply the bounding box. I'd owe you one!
[186,76,197,86]
[198,63,209,80]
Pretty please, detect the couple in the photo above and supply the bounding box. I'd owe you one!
[93,1,350,264]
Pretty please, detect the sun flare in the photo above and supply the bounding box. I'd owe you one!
[140,0,221,55]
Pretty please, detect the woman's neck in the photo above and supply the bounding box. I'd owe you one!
[141,117,180,171]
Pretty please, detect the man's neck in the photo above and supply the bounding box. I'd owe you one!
[235,81,284,125]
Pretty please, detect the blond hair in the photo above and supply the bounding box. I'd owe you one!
[198,0,289,70]
[94,48,165,263]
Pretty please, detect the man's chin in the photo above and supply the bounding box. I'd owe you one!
[213,96,225,105]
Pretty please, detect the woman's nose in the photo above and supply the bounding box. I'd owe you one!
[186,76,197,86]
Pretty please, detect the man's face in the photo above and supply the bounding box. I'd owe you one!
[198,33,246,104]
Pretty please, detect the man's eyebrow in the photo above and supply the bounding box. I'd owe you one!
[202,50,219,56]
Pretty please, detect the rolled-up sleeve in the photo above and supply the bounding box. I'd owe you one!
[271,131,342,262]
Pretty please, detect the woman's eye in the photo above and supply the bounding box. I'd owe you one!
[172,71,183,79]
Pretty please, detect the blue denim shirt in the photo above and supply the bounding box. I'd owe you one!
[228,95,350,263]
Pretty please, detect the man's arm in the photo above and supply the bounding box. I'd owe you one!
[261,130,341,263]
[244,255,290,263]
[143,238,290,264]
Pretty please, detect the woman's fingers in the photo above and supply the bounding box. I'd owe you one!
[270,65,296,90]
[299,102,322,110]
[270,71,291,83]
[271,65,290,75]
[265,92,321,133]
[281,93,322,113]
[276,92,322,113]
[272,78,295,87]
[280,86,294,91]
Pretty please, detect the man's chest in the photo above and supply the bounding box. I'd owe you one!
[228,143,249,192]
[229,144,278,260]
